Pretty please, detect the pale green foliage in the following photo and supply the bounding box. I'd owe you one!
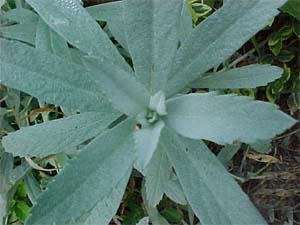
[122,0,183,93]
[0,0,295,225]
[165,0,287,96]
[0,39,114,113]
[217,144,241,165]
[2,8,38,24]
[136,217,149,225]
[135,120,165,172]
[165,92,295,144]
[3,112,120,157]
[0,23,37,45]
[25,119,136,225]
[36,18,71,59]
[144,145,172,206]
[26,0,131,71]
[164,173,187,205]
[190,64,283,89]
[161,127,267,225]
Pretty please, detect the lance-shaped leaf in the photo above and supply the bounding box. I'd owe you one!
[134,120,165,172]
[26,0,131,72]
[166,0,287,96]
[217,144,241,165]
[142,185,170,225]
[190,64,283,89]
[251,140,272,153]
[84,57,150,116]
[164,173,187,205]
[0,38,114,113]
[164,93,296,144]
[80,168,132,225]
[137,217,149,225]
[86,1,128,50]
[36,18,71,59]
[0,153,14,221]
[25,119,136,225]
[2,112,120,157]
[144,143,172,206]
[179,0,193,41]
[2,8,38,24]
[122,0,183,93]
[87,0,192,56]
[0,23,37,45]
[161,128,268,225]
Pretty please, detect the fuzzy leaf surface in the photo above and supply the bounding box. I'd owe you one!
[0,38,113,113]
[0,23,37,45]
[164,173,187,205]
[144,144,172,206]
[36,18,71,59]
[190,64,283,89]
[86,1,128,50]
[80,168,132,225]
[166,0,287,96]
[164,93,296,144]
[3,112,120,157]
[26,0,131,72]
[162,128,267,225]
[217,144,241,165]
[142,186,170,225]
[25,119,136,225]
[2,8,38,24]
[122,0,183,93]
[136,217,149,225]
[87,0,192,55]
[134,120,165,172]
[85,57,150,116]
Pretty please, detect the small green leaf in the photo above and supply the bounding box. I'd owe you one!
[190,64,283,89]
[164,92,296,144]
[277,50,295,63]
[14,201,31,223]
[270,39,283,56]
[281,0,300,20]
[161,208,183,224]
[293,19,300,37]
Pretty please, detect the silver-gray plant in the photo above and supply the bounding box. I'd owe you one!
[0,0,296,224]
